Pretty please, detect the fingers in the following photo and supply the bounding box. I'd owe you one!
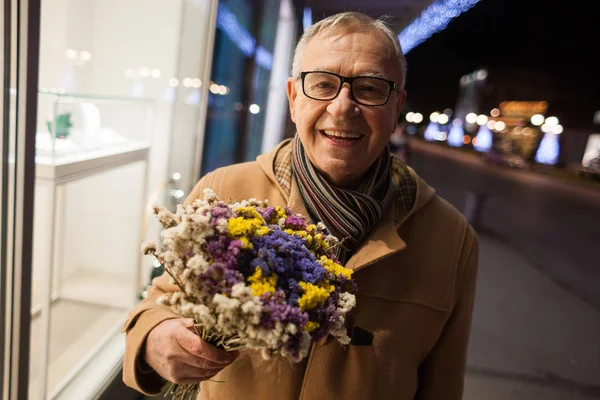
[144,318,238,385]
[174,341,228,371]
[175,327,236,365]
[166,363,222,385]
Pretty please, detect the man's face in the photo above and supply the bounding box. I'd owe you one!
[287,29,406,188]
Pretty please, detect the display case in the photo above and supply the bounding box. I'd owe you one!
[30,92,153,398]
[35,92,151,178]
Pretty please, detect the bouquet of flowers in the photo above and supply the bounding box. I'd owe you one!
[141,189,357,400]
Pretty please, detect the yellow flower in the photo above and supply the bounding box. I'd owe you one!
[298,281,331,311]
[304,321,320,333]
[320,255,353,279]
[284,227,329,252]
[236,206,265,221]
[311,233,328,250]
[239,236,253,250]
[275,206,288,220]
[247,267,277,297]
[227,210,269,242]
[318,281,335,293]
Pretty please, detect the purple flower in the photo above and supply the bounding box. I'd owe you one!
[284,214,307,230]
[258,206,278,223]
[248,229,328,306]
[306,295,341,341]
[260,291,309,359]
[188,261,245,298]
[204,234,243,269]
[210,202,233,225]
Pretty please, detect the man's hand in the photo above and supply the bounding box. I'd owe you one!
[143,318,238,384]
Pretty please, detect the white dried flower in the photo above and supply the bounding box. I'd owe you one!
[278,217,286,228]
[231,283,254,301]
[152,204,178,228]
[157,250,177,264]
[141,242,157,255]
[157,294,170,305]
[193,304,216,329]
[325,234,339,246]
[241,300,262,324]
[184,281,196,297]
[212,293,241,312]
[203,188,219,203]
[338,292,356,313]
[330,325,351,345]
[297,332,312,360]
[187,254,209,274]
[285,323,297,335]
[171,291,184,304]
[180,302,195,317]
[175,204,186,218]
[229,202,244,212]
[181,268,192,282]
[216,218,228,233]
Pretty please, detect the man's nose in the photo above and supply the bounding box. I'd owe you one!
[326,85,360,119]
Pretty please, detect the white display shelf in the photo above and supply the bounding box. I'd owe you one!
[31,269,136,316]
[30,281,59,318]
[35,141,150,183]
[28,300,126,399]
[31,137,150,399]
[59,269,137,309]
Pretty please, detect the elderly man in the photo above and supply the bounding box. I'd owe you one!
[123,11,478,400]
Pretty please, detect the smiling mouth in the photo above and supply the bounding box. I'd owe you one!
[320,130,363,141]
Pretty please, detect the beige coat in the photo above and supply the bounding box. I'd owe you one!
[122,141,478,400]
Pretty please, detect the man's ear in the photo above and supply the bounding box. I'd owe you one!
[286,77,297,123]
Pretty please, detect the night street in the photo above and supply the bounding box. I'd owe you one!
[409,140,600,399]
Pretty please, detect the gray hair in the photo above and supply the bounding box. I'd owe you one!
[291,12,407,88]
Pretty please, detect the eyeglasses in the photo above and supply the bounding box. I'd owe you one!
[300,71,398,106]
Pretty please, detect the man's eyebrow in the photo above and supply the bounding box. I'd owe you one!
[312,67,336,74]
[311,68,391,80]
[358,71,391,80]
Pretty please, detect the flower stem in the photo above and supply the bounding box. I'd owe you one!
[152,255,187,293]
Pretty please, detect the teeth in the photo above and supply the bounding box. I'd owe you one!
[322,130,362,139]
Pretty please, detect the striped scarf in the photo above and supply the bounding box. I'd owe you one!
[291,135,391,264]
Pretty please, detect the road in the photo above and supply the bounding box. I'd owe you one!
[409,140,600,399]
[409,139,600,312]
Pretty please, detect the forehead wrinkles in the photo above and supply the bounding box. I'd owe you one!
[317,28,393,57]
[303,31,394,75]
[304,32,396,79]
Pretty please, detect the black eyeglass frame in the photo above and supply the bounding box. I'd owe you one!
[299,71,400,106]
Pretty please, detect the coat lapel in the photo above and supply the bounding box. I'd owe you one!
[345,199,407,273]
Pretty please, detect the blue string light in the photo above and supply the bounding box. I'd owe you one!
[216,4,273,70]
[448,123,465,147]
[424,122,439,142]
[398,0,481,54]
[303,7,313,30]
[473,125,493,152]
[535,132,560,165]
[255,46,274,70]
